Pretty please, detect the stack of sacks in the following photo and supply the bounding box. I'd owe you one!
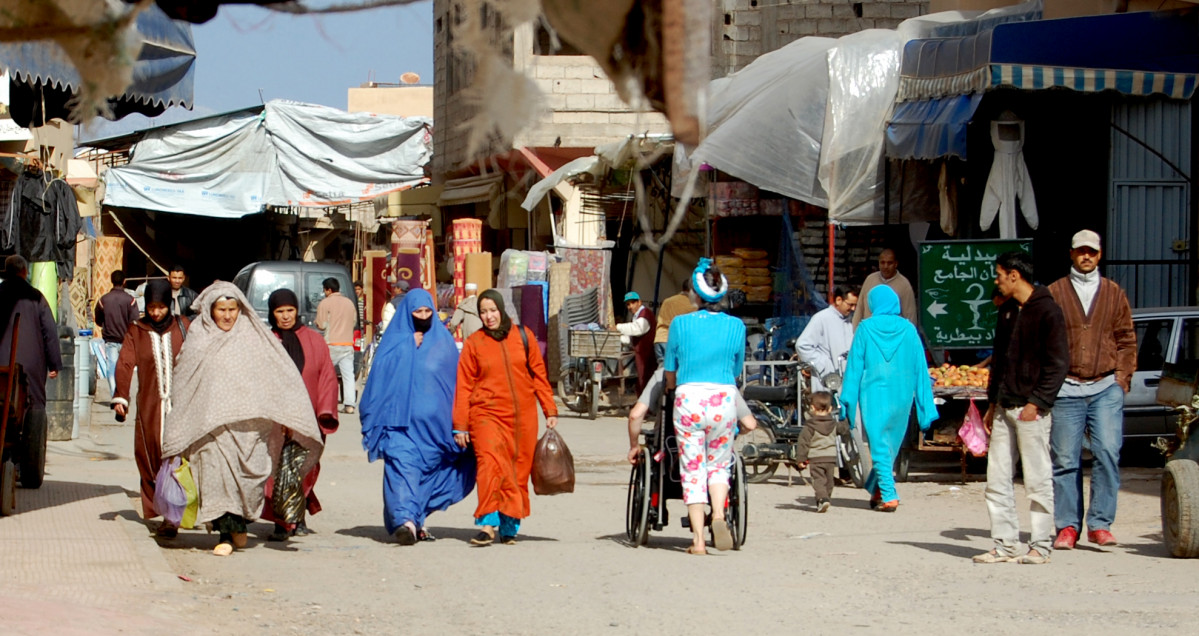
[714,255,745,288]
[732,248,772,303]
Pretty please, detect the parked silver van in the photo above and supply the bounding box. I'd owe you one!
[232,261,355,328]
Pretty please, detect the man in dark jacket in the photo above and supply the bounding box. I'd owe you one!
[168,265,197,317]
[95,270,139,397]
[974,251,1069,565]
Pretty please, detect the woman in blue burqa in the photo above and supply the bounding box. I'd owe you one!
[360,288,476,544]
[841,285,938,512]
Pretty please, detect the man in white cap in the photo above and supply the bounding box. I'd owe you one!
[448,283,484,340]
[616,291,657,395]
[1047,229,1136,550]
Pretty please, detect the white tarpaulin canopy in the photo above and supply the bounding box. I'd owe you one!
[673,1,1043,226]
[102,100,433,218]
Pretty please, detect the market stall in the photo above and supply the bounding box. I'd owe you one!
[897,238,1031,481]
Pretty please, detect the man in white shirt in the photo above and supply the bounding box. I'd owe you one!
[853,249,917,327]
[616,291,656,395]
[797,286,871,475]
[796,286,859,391]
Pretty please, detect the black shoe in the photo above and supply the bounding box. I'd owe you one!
[292,521,312,537]
[500,535,517,545]
[394,525,418,546]
[268,524,289,542]
[154,522,178,539]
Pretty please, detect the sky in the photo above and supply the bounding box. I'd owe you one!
[82,1,434,140]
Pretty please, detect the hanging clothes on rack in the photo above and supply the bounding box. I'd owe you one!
[1,166,83,279]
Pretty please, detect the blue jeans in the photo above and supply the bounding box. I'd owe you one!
[105,341,122,397]
[1050,383,1124,533]
[654,342,666,365]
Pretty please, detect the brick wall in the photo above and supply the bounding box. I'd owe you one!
[513,25,670,150]
[434,2,670,179]
[714,0,928,78]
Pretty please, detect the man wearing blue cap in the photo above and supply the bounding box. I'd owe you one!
[617,291,657,395]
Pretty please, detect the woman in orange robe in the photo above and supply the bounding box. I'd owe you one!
[453,289,557,546]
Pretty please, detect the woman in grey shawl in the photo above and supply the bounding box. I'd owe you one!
[162,282,323,556]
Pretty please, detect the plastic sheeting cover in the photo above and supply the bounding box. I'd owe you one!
[673,0,1045,226]
[673,37,837,207]
[103,100,432,218]
[818,29,904,225]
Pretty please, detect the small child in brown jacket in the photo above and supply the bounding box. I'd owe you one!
[796,391,849,512]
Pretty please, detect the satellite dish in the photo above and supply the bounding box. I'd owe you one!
[400,72,421,85]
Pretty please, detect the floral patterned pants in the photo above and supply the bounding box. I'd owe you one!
[674,383,737,505]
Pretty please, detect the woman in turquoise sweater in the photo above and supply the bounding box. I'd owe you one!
[841,285,938,512]
[664,258,746,554]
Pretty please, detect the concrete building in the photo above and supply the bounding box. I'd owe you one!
[432,0,671,180]
[716,0,927,77]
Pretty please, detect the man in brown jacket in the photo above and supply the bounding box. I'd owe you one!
[1047,230,1136,550]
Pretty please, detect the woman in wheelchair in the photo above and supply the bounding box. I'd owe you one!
[662,259,747,554]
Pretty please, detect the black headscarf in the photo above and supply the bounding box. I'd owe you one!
[477,289,511,341]
[141,279,177,335]
[268,288,306,371]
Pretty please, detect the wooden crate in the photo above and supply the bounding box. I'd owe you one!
[569,330,623,358]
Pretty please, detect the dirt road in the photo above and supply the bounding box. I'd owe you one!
[3,404,1196,635]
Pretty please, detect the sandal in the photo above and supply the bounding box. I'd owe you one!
[418,528,436,542]
[499,535,517,545]
[711,519,734,551]
[869,490,883,510]
[470,527,496,546]
[685,546,707,555]
[395,523,418,546]
[972,549,1014,564]
[213,542,234,557]
[154,522,178,539]
[877,500,899,513]
[1016,550,1051,565]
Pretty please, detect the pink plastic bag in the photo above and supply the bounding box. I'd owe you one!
[958,400,989,457]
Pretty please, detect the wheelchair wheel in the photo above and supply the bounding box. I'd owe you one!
[625,447,651,546]
[838,428,865,489]
[729,453,748,549]
[734,426,778,484]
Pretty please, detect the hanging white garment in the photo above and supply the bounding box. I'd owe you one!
[938,160,957,236]
[979,114,1038,239]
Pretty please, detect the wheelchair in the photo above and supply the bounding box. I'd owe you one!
[625,389,748,549]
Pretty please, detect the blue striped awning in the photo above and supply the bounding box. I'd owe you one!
[990,65,1198,99]
[897,9,1199,103]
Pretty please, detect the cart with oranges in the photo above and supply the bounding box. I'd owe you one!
[894,364,989,483]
